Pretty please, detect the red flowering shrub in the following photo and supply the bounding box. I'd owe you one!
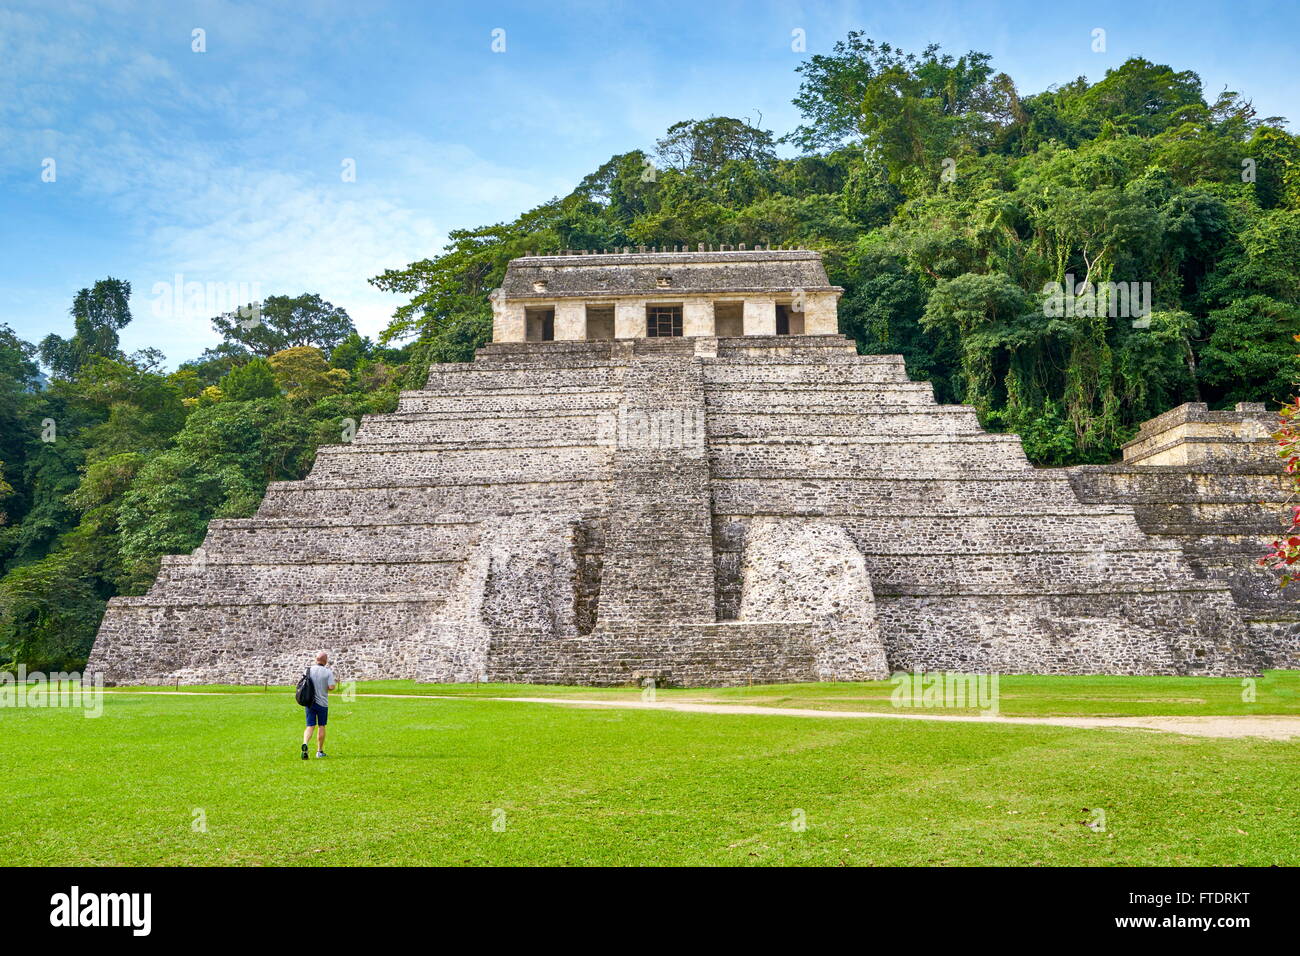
[1259,339,1300,585]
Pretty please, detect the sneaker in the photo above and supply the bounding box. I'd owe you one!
[301,743,308,761]
[316,751,327,758]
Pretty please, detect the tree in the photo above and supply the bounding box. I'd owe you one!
[115,399,317,586]
[38,278,133,379]
[220,357,280,401]
[0,462,12,526]
[1247,126,1300,209]
[6,438,85,567]
[787,33,1015,177]
[0,325,40,516]
[1199,296,1300,405]
[920,272,1037,414]
[73,356,189,458]
[1066,58,1207,137]
[266,347,349,404]
[655,117,777,177]
[329,332,371,373]
[369,222,523,381]
[0,545,105,671]
[574,150,659,225]
[179,343,255,386]
[210,293,356,357]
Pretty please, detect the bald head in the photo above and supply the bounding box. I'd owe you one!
[316,652,329,665]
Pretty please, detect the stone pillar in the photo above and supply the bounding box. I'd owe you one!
[802,292,839,335]
[554,301,586,341]
[493,301,526,342]
[743,296,777,336]
[683,298,714,337]
[615,299,646,338]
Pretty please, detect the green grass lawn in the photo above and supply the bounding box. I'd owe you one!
[349,669,1300,717]
[106,669,1300,716]
[1,674,1297,866]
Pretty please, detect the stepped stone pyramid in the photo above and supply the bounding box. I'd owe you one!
[89,250,1297,685]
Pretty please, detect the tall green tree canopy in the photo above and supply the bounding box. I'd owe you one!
[210,292,356,357]
[38,278,133,379]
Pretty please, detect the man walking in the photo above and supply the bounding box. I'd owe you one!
[302,652,337,760]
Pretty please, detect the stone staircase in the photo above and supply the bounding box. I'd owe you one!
[592,349,713,625]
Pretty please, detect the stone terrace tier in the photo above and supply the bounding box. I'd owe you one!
[88,335,1288,686]
[1068,400,1298,669]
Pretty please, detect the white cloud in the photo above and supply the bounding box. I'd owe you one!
[1,0,571,361]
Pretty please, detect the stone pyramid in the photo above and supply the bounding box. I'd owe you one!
[89,333,1272,685]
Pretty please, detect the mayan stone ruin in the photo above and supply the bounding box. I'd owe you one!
[88,249,1300,686]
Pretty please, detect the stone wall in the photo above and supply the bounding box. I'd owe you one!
[1120,401,1276,465]
[87,336,1294,686]
[1070,403,1298,669]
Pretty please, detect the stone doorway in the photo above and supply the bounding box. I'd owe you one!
[775,304,805,335]
[646,304,683,337]
[525,308,554,341]
[585,305,615,340]
[713,301,743,337]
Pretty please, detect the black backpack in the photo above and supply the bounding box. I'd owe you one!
[294,667,315,707]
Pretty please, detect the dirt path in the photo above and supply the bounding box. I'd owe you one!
[364,693,1300,740]
[98,690,1300,739]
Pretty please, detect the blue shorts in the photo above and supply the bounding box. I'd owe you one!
[305,702,328,726]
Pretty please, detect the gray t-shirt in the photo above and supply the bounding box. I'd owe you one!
[308,665,335,707]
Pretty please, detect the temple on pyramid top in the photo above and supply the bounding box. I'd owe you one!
[491,248,843,341]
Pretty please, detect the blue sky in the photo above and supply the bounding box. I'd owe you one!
[3,0,1297,367]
